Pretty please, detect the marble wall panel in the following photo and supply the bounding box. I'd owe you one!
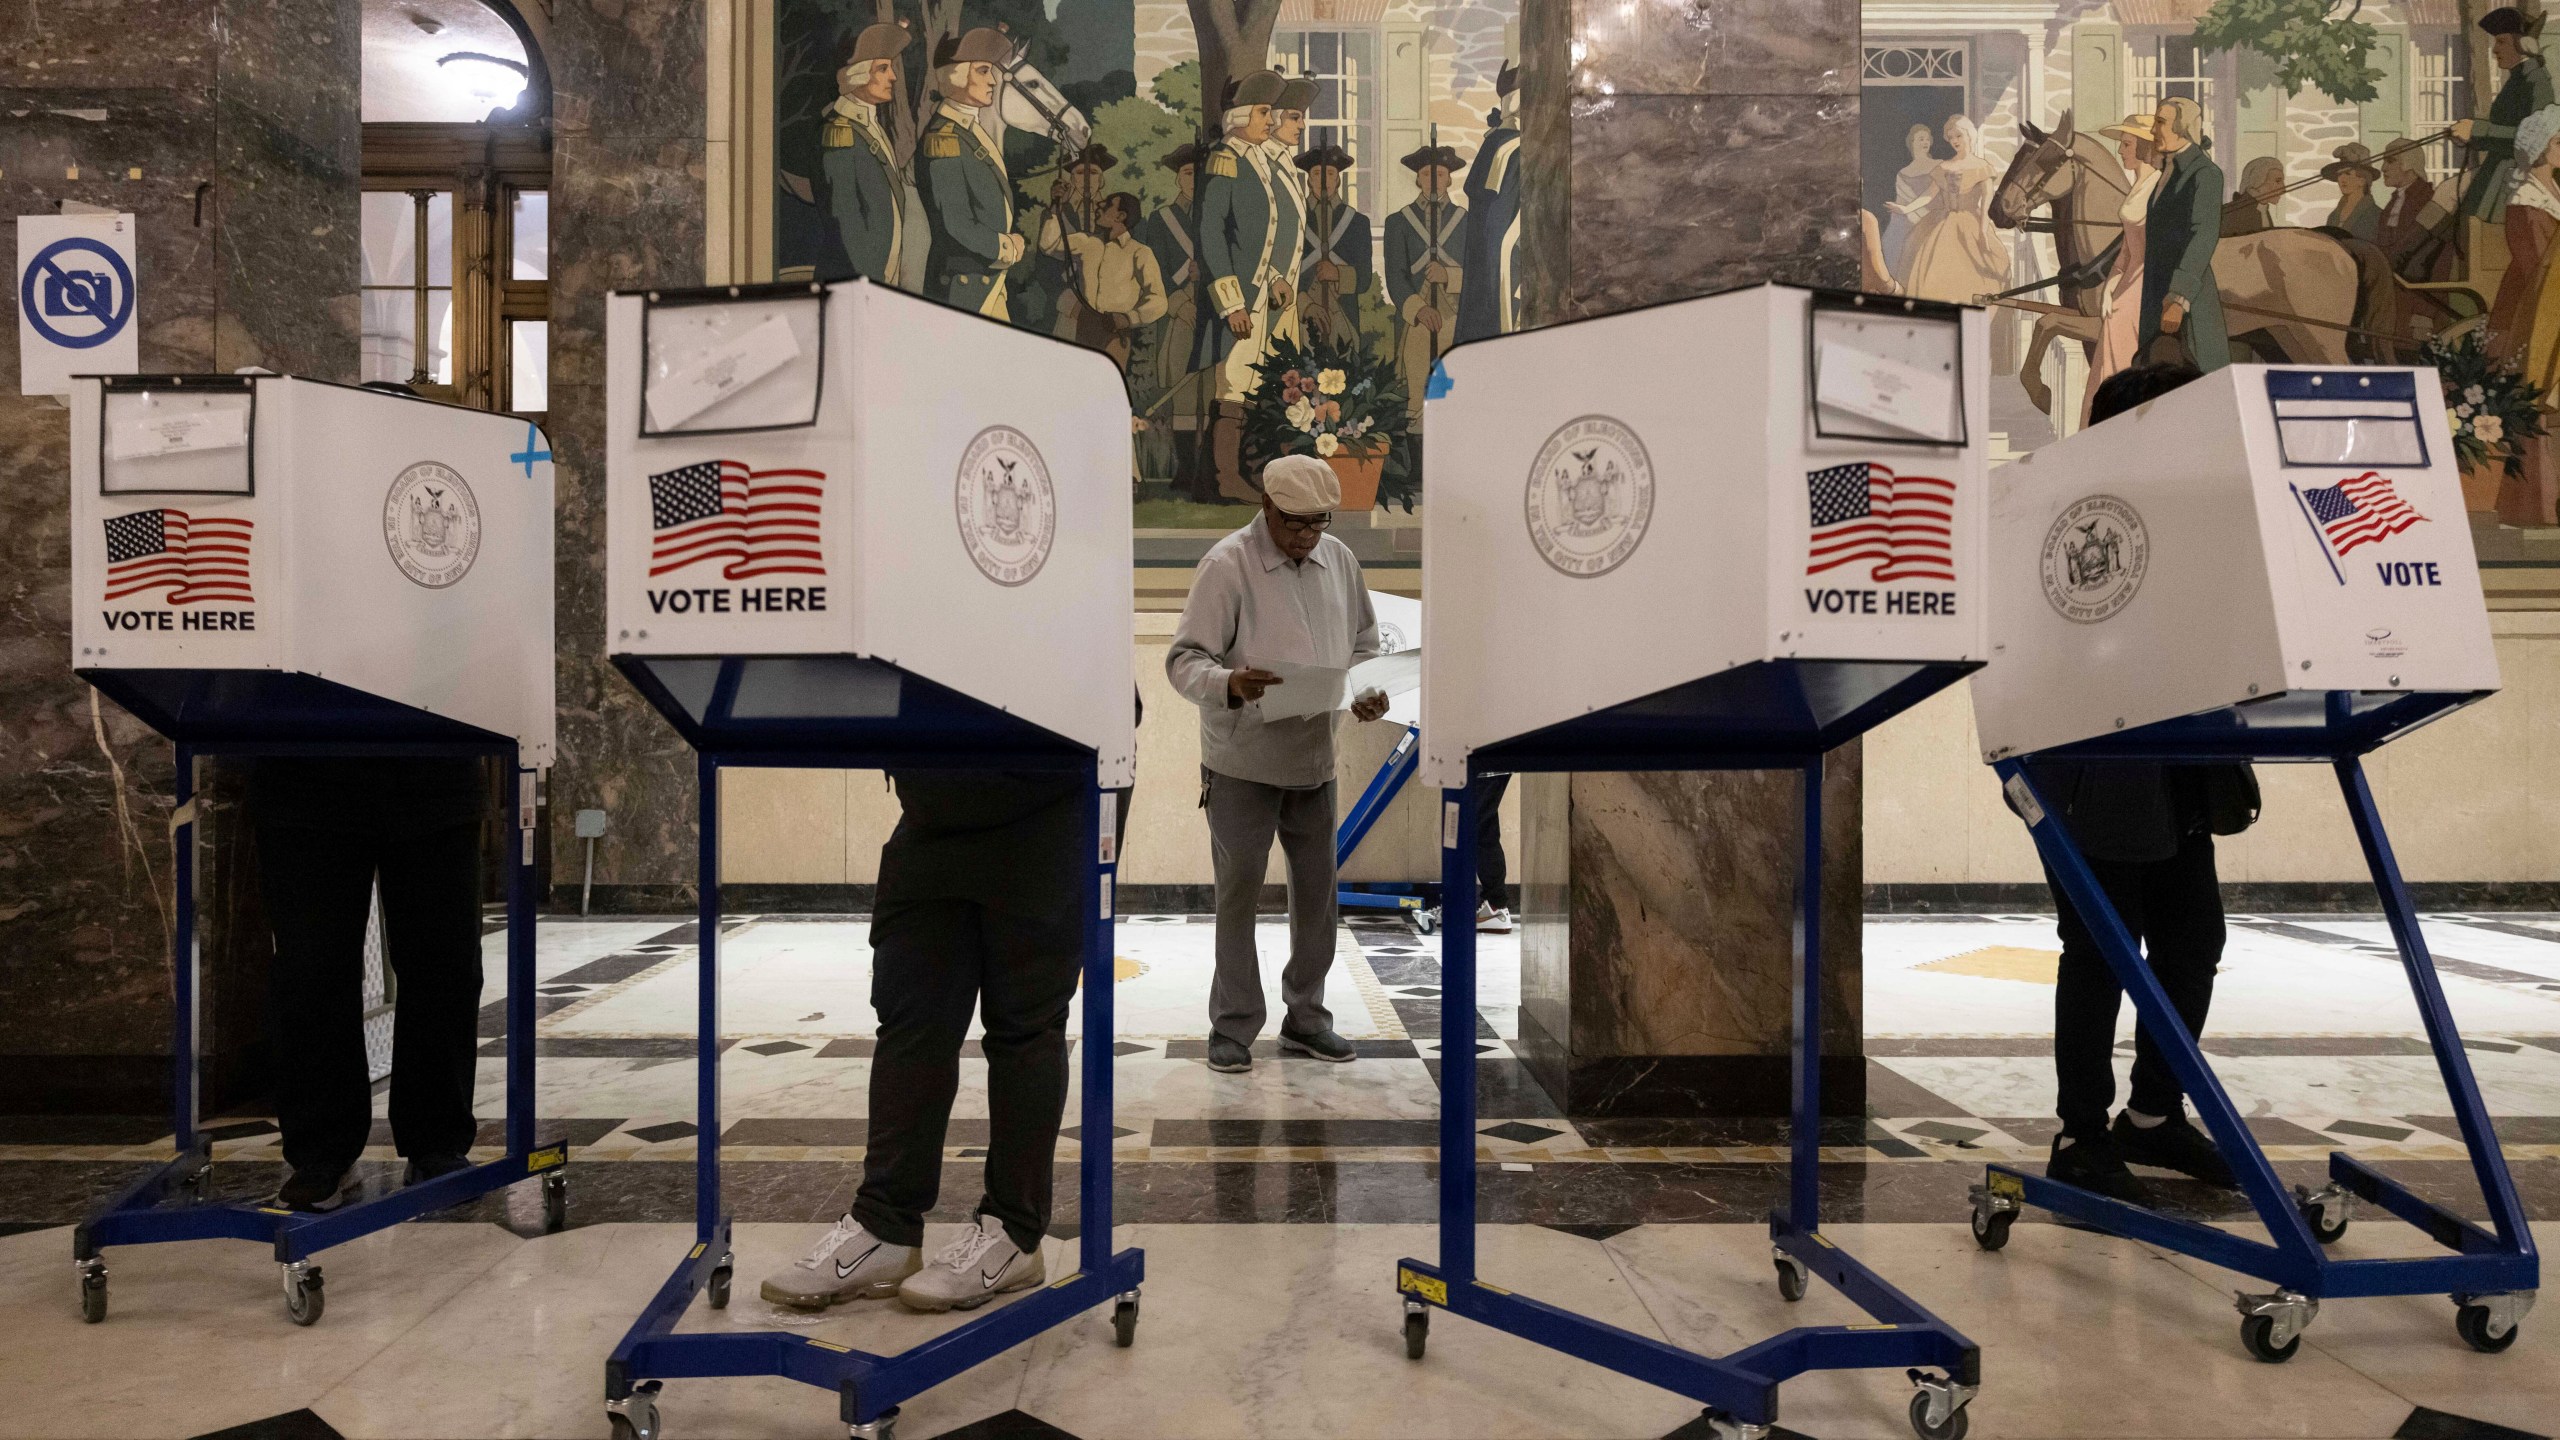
[1569,0,1855,100]
[0,4,357,1111]
[545,4,710,899]
[1564,93,1860,315]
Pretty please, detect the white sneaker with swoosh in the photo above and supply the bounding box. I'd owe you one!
[897,1214,1045,1312]
[758,1215,919,1309]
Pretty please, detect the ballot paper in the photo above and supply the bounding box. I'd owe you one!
[1249,658,1347,720]
[106,402,249,461]
[1345,650,1420,704]
[1815,338,1957,440]
[645,313,802,431]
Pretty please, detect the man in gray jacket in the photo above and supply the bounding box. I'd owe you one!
[1167,455,1388,1072]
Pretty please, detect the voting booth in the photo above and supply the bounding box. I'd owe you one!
[599,279,1140,1440]
[65,375,565,1325]
[1407,286,1986,1440]
[1967,366,2536,1363]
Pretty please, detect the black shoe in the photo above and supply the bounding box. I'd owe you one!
[1207,1035,1253,1073]
[2111,1110,2239,1189]
[1277,1026,1355,1062]
[401,1153,472,1186]
[276,1164,354,1213]
[2044,1133,2154,1208]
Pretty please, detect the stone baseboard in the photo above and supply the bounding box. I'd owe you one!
[1864,882,2560,913]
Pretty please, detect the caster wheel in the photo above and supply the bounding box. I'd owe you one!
[1908,1390,1969,1440]
[2240,1313,2299,1363]
[1403,1309,1428,1360]
[2456,1303,2520,1354]
[542,1172,567,1234]
[180,1168,211,1205]
[1774,1257,1808,1303]
[1971,1207,2014,1252]
[707,1263,733,1311]
[79,1268,107,1324]
[1113,1296,1139,1347]
[2300,1202,2347,1245]
[609,1384,662,1440]
[1413,911,1437,936]
[283,1265,324,1327]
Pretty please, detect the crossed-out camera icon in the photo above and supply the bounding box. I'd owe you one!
[42,268,115,318]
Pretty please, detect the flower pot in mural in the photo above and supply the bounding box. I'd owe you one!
[1326,444,1386,511]
[2461,452,2508,513]
[1245,335,1416,511]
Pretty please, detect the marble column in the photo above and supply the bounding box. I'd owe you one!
[545,0,709,909]
[1512,0,1867,1117]
[0,0,360,1113]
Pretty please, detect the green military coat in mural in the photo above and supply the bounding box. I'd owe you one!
[2463,56,2556,224]
[920,103,1015,315]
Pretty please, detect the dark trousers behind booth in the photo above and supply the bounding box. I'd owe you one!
[853,779,1133,1256]
[2047,830,2225,1141]
[251,759,486,1176]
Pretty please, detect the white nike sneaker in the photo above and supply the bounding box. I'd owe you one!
[1475,901,1515,934]
[897,1214,1045,1313]
[757,1215,919,1309]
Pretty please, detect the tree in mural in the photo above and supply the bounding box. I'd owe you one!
[1088,61,1205,213]
[2192,0,2386,105]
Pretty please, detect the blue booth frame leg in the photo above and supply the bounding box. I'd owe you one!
[1974,759,2538,1362]
[603,755,1145,1440]
[1395,762,1981,1438]
[1335,723,1436,922]
[71,741,571,1327]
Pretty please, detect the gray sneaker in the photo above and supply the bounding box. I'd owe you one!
[897,1214,1045,1313]
[758,1215,919,1309]
[1278,1026,1356,1062]
[1207,1034,1252,1073]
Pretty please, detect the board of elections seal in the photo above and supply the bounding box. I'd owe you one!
[955,425,1056,586]
[382,461,481,589]
[1525,415,1654,578]
[2040,494,2149,624]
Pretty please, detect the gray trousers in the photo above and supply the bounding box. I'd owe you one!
[1204,768,1338,1045]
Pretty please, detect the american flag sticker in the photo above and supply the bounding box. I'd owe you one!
[2295,472,2426,576]
[1806,461,1956,583]
[103,509,255,606]
[647,459,826,580]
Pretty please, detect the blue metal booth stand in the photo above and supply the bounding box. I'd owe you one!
[1398,284,1995,1440]
[596,278,1143,1440]
[67,374,566,1327]
[1963,363,2537,1363]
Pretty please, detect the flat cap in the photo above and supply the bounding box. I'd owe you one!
[1261,453,1339,514]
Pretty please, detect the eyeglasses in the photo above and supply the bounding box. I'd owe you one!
[1270,510,1333,535]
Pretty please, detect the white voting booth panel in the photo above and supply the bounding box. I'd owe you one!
[68,376,557,763]
[1420,284,1989,787]
[1971,365,2498,761]
[605,280,1135,782]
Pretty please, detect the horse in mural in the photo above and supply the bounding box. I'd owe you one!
[985,39,1090,159]
[1987,111,2411,416]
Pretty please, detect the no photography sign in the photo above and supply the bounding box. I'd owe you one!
[18,213,139,397]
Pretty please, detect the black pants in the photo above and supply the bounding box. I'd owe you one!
[254,803,484,1177]
[2048,830,2225,1140]
[851,786,1127,1255]
[852,897,1081,1256]
[1471,773,1512,909]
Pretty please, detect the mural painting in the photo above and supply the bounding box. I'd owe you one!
[1859,0,2558,526]
[769,0,1523,529]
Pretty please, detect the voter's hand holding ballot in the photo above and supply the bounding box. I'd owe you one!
[1243,654,1407,722]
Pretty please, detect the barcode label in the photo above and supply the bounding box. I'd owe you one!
[2003,773,2046,827]
[1442,800,1461,850]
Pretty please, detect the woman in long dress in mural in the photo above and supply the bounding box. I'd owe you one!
[1901,114,2010,305]
[2085,113,2161,424]
[2492,105,2560,369]
[1881,123,1937,285]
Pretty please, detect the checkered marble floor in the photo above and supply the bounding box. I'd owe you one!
[6,913,2558,1439]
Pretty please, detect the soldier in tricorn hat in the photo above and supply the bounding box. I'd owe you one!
[919,27,1023,317]
[1294,145,1370,346]
[1386,144,1468,427]
[820,22,918,289]
[1262,76,1318,347]
[1191,69,1289,499]
[2455,6,2555,227]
